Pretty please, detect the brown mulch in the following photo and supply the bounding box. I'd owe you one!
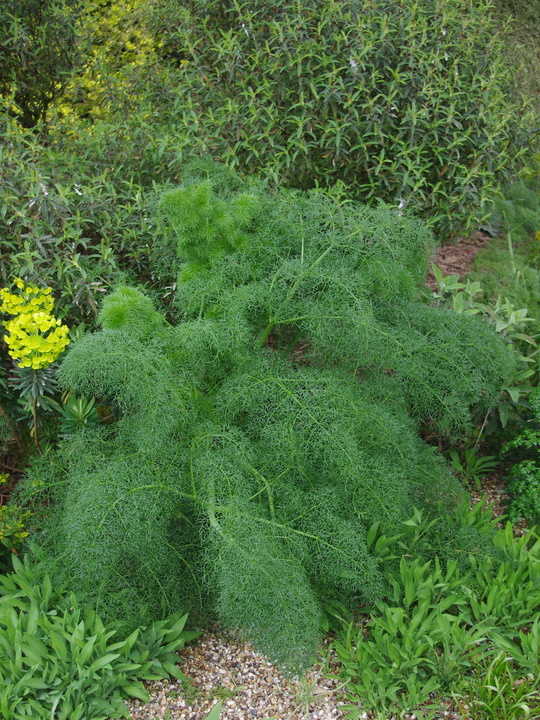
[426,230,493,290]
[470,473,530,536]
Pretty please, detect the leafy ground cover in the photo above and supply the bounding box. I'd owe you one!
[0,557,200,720]
[335,512,540,719]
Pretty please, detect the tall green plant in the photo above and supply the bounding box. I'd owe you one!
[17,168,516,669]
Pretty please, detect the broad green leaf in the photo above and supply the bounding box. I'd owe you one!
[78,635,97,666]
[87,653,121,674]
[48,630,68,663]
[121,683,150,702]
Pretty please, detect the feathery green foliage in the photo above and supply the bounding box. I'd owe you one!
[98,285,165,336]
[160,181,261,276]
[18,167,516,669]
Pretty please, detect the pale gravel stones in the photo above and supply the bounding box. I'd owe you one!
[123,631,347,720]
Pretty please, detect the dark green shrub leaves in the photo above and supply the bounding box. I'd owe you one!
[149,0,535,235]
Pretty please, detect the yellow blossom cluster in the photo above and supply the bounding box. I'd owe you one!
[0,279,70,369]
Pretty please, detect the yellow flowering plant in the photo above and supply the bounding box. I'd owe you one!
[0,279,70,370]
[0,279,71,452]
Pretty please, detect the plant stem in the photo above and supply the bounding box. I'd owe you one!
[32,398,42,454]
[0,459,22,472]
[473,408,491,449]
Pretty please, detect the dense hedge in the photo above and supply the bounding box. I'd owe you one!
[147,0,535,235]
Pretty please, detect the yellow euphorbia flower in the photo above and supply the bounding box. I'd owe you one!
[0,279,70,369]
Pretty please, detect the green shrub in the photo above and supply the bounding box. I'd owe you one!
[0,109,120,323]
[16,169,516,669]
[146,0,534,235]
[0,101,177,331]
[507,460,540,525]
[0,556,199,720]
[0,0,84,127]
[0,90,189,326]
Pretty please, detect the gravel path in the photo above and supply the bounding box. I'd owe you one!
[124,631,348,720]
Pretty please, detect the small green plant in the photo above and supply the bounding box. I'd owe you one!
[0,556,200,720]
[427,265,538,345]
[333,510,540,719]
[490,617,540,676]
[449,447,499,490]
[506,460,540,525]
[335,556,489,718]
[455,653,540,720]
[52,394,100,437]
[462,531,540,633]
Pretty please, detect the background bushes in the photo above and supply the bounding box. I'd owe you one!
[0,0,84,128]
[0,0,536,339]
[145,0,535,235]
